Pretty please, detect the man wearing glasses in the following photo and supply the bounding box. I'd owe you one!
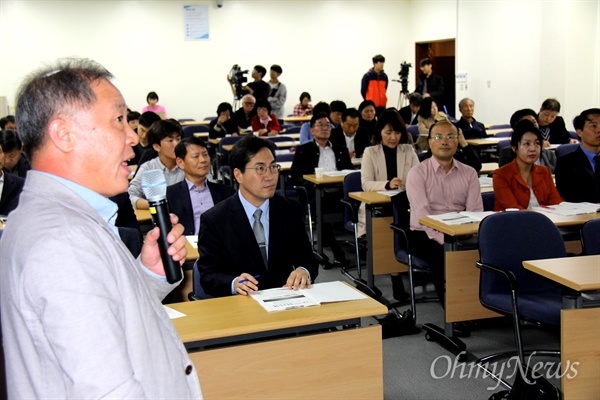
[232,94,257,132]
[196,136,318,297]
[404,120,483,304]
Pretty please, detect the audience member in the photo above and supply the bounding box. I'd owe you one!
[398,93,422,126]
[197,136,318,297]
[416,97,449,152]
[555,108,600,202]
[127,110,141,132]
[493,119,563,211]
[498,108,557,172]
[537,98,578,145]
[414,57,445,106]
[131,111,161,165]
[242,65,270,101]
[299,101,331,144]
[251,98,281,136]
[330,108,370,159]
[267,64,287,119]
[142,91,167,119]
[358,99,377,140]
[232,94,256,131]
[0,115,16,131]
[209,102,239,139]
[329,100,347,129]
[455,98,487,139]
[167,137,234,236]
[292,113,354,267]
[0,57,201,398]
[0,140,24,215]
[128,119,184,209]
[361,54,388,115]
[418,124,482,173]
[0,130,31,178]
[293,92,313,117]
[360,110,419,301]
[404,120,482,303]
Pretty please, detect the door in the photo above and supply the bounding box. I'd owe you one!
[415,39,456,118]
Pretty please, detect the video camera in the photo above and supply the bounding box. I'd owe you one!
[229,64,249,100]
[398,62,412,95]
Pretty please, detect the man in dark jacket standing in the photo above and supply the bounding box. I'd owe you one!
[415,58,445,106]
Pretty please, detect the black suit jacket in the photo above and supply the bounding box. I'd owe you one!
[455,117,487,139]
[291,140,355,183]
[555,146,600,203]
[329,127,371,158]
[197,193,318,297]
[415,72,445,105]
[398,106,418,125]
[167,180,235,235]
[0,173,24,215]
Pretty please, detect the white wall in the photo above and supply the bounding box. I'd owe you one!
[0,0,598,125]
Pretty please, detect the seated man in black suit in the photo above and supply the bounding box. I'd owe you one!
[0,130,31,178]
[555,108,600,202]
[291,113,355,267]
[167,137,234,236]
[0,141,25,216]
[330,108,371,159]
[455,98,487,139]
[197,136,318,297]
[398,92,422,126]
[232,94,256,132]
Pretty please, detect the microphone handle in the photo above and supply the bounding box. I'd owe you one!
[148,199,183,284]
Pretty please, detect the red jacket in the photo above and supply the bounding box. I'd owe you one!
[251,114,281,135]
[361,69,388,108]
[493,160,563,211]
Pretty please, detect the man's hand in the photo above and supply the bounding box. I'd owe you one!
[284,269,311,291]
[234,273,259,295]
[457,128,468,148]
[543,140,551,148]
[348,150,356,159]
[389,177,404,190]
[141,214,187,276]
[217,113,229,123]
[569,138,579,144]
[267,130,278,136]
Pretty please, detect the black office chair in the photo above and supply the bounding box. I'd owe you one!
[555,143,579,158]
[189,261,214,301]
[477,211,565,394]
[182,124,209,139]
[339,172,369,281]
[275,152,296,198]
[581,218,600,255]
[407,125,419,143]
[482,192,495,212]
[217,135,244,185]
[178,118,195,123]
[203,116,217,121]
[285,126,301,134]
[493,130,511,137]
[488,124,511,130]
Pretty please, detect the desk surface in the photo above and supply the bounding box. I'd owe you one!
[480,162,498,174]
[302,173,348,185]
[350,191,392,204]
[523,255,600,292]
[467,137,506,146]
[420,210,600,237]
[169,287,387,344]
[192,132,209,138]
[180,120,210,126]
[282,115,311,122]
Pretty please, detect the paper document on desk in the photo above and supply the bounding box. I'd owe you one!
[163,305,187,319]
[251,281,367,312]
[323,169,355,177]
[533,202,600,216]
[478,176,493,188]
[377,189,401,197]
[186,235,198,249]
[428,211,494,225]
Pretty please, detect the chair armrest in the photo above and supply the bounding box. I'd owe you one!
[475,260,518,290]
[340,198,359,224]
[390,223,411,255]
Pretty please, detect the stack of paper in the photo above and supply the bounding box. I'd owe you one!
[428,211,495,225]
[533,202,600,216]
[377,189,402,197]
[478,176,493,188]
[323,169,355,177]
[250,281,367,312]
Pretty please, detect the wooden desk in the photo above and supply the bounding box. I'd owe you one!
[485,128,511,137]
[180,120,210,126]
[419,210,598,355]
[169,287,387,399]
[349,192,405,286]
[282,115,311,123]
[192,132,209,138]
[480,162,498,175]
[134,208,152,223]
[221,140,297,152]
[523,255,600,400]
[466,137,506,146]
[302,173,347,254]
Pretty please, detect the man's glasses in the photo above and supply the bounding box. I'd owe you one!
[243,102,255,106]
[314,123,331,129]
[431,134,458,141]
[246,164,281,175]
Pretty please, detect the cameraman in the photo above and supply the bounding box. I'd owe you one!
[228,65,270,101]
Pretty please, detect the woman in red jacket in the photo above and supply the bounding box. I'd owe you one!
[251,98,281,136]
[493,119,563,211]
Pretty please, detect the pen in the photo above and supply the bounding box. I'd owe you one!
[238,275,260,284]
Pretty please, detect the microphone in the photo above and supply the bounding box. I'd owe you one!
[141,169,182,284]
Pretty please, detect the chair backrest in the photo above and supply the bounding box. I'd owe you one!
[569,130,579,141]
[203,116,217,121]
[407,125,419,142]
[481,192,495,211]
[218,135,244,166]
[178,118,195,123]
[182,124,209,138]
[581,219,600,255]
[285,126,301,134]
[488,124,511,130]
[276,152,295,162]
[342,171,362,231]
[266,136,292,144]
[496,139,512,159]
[555,143,579,158]
[478,211,566,324]
[494,130,512,137]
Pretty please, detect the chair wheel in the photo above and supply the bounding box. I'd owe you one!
[425,332,433,341]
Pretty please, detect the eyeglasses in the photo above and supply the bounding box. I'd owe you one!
[431,134,458,141]
[246,164,281,175]
[243,102,255,106]
[314,123,331,129]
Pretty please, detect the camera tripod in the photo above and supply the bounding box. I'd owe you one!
[393,80,410,110]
